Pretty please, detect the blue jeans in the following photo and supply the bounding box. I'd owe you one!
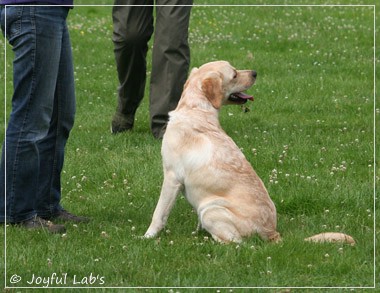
[0,5,76,223]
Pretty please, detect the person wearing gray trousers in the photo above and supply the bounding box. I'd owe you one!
[111,0,193,139]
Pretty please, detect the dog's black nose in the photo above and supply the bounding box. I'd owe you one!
[252,70,257,78]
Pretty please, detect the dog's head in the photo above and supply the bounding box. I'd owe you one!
[184,61,256,110]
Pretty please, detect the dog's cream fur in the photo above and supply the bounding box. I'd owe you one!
[144,61,281,243]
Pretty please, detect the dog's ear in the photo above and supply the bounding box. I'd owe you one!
[201,72,223,109]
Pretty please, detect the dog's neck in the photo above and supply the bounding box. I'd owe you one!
[177,85,220,115]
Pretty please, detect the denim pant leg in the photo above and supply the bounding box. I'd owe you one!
[0,6,75,223]
[35,9,75,218]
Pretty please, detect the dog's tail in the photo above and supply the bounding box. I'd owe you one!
[304,232,355,245]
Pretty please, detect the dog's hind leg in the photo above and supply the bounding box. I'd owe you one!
[144,171,183,238]
[259,228,282,243]
[200,206,242,244]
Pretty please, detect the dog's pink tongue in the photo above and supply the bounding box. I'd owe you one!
[235,92,254,101]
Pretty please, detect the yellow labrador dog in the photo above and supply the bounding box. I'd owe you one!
[144,61,281,243]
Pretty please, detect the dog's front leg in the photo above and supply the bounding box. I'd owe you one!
[144,171,182,238]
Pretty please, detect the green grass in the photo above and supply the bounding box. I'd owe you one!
[1,1,379,291]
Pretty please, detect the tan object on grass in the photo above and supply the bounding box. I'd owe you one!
[304,232,355,245]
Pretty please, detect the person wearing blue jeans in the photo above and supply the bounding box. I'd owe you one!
[0,1,89,233]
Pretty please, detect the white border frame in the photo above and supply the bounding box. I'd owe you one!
[2,3,376,290]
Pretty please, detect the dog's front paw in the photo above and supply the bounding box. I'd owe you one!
[143,231,157,239]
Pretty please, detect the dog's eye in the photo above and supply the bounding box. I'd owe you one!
[233,72,237,79]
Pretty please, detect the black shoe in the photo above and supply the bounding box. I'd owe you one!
[20,216,66,234]
[50,210,90,223]
[111,113,133,134]
[152,125,167,139]
[111,123,133,134]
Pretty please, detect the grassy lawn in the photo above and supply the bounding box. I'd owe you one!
[1,0,378,291]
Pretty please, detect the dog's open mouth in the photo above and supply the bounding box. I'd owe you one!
[228,92,254,104]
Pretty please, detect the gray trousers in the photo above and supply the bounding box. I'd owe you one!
[112,0,192,138]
